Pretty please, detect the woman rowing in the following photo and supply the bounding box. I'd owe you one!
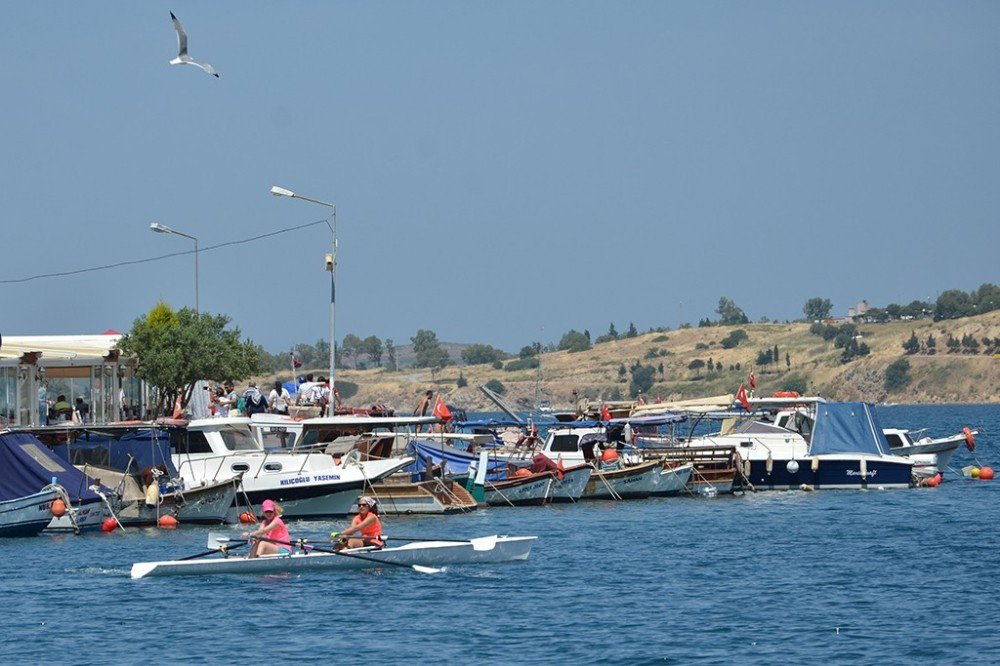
[243,499,291,558]
[334,496,383,550]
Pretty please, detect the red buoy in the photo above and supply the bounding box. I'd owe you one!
[239,511,257,524]
[924,473,941,488]
[979,466,995,480]
[50,498,67,518]
[101,517,118,533]
[158,515,179,529]
[963,427,976,452]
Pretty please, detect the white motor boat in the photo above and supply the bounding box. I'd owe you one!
[882,427,975,478]
[170,417,413,520]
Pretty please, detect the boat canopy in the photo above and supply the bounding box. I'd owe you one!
[809,402,890,457]
[608,414,687,427]
[0,431,103,502]
[453,419,533,429]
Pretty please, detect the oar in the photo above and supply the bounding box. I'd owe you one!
[257,536,442,574]
[177,533,249,561]
[381,535,499,552]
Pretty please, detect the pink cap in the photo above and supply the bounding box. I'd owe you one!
[261,499,276,512]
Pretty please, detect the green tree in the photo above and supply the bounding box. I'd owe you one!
[384,338,397,372]
[626,322,638,338]
[118,303,261,416]
[484,379,506,395]
[461,344,507,366]
[720,329,748,349]
[411,329,451,368]
[803,297,833,321]
[934,289,975,321]
[341,334,364,369]
[924,333,936,355]
[629,362,655,398]
[456,373,468,388]
[716,297,750,325]
[884,358,912,392]
[519,343,540,359]
[362,336,383,367]
[687,359,706,377]
[973,283,1000,313]
[902,331,920,355]
[558,330,591,353]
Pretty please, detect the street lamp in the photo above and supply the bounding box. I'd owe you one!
[150,222,199,313]
[270,185,337,393]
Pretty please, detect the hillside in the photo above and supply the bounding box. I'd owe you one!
[275,311,1000,413]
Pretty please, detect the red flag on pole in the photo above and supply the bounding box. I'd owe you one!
[736,384,751,411]
[433,396,452,422]
[601,403,611,421]
[749,371,756,389]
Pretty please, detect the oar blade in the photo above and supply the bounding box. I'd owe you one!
[206,532,236,549]
[469,535,498,552]
[131,562,157,579]
[412,564,443,574]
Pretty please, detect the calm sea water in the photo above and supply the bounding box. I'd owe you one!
[3,404,999,664]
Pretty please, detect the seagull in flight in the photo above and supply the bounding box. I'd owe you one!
[169,11,219,78]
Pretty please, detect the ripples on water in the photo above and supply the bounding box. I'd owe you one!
[3,405,999,664]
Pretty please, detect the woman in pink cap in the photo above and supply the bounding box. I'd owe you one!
[243,499,291,558]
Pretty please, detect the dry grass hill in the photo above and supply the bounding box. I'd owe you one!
[268,311,1000,413]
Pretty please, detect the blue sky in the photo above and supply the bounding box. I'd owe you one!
[1,2,997,353]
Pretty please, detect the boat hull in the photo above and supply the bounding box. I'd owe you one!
[649,462,694,497]
[131,536,537,578]
[583,461,663,499]
[485,474,552,506]
[743,455,913,490]
[47,497,112,532]
[361,478,477,515]
[0,489,61,537]
[548,465,593,503]
[118,478,240,526]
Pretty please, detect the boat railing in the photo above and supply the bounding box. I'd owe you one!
[176,454,231,484]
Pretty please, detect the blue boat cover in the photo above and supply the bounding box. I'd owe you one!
[0,432,103,503]
[50,428,178,475]
[809,402,889,456]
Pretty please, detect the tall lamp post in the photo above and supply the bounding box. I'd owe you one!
[150,222,199,313]
[269,186,337,393]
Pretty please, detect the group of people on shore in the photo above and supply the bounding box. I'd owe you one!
[242,496,383,557]
[208,374,341,418]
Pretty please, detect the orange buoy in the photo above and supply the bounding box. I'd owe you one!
[979,466,995,480]
[963,427,976,452]
[158,515,179,529]
[239,511,257,524]
[923,474,941,488]
[101,517,118,533]
[512,467,532,478]
[50,498,67,518]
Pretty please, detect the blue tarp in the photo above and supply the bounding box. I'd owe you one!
[0,432,103,503]
[49,429,178,475]
[809,402,889,456]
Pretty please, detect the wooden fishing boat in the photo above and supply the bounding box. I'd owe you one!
[583,459,664,499]
[547,464,593,502]
[484,472,553,506]
[131,536,537,578]
[650,461,694,496]
[369,476,477,515]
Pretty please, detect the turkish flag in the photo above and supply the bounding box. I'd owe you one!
[749,371,756,389]
[433,396,452,422]
[601,403,611,421]
[736,384,751,411]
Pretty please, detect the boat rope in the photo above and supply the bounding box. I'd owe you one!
[433,477,476,513]
[44,483,81,535]
[592,464,624,501]
[484,479,518,508]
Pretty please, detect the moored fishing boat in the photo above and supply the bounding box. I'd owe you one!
[650,461,694,496]
[131,535,537,578]
[0,488,63,537]
[584,459,664,499]
[484,472,553,506]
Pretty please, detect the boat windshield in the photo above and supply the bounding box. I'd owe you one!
[219,426,261,452]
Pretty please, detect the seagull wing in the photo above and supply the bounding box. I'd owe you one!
[170,11,188,57]
[188,58,220,78]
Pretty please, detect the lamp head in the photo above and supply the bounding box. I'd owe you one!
[150,222,172,234]
[270,186,295,198]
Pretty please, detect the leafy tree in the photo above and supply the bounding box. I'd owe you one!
[756,349,773,366]
[362,336,383,367]
[658,362,665,375]
[720,329,748,349]
[782,375,808,395]
[626,322,638,338]
[629,362,656,398]
[503,357,539,371]
[946,334,960,353]
[118,303,261,416]
[492,360,503,370]
[484,379,506,395]
[341,334,364,369]
[617,364,627,381]
[803,297,833,321]
[785,352,791,370]
[902,300,933,319]
[461,344,507,366]
[935,289,975,321]
[924,333,936,355]
[687,359,706,377]
[518,343,540,359]
[884,358,912,392]
[973,283,1000,313]
[962,333,980,354]
[411,329,451,368]
[833,325,858,349]
[902,331,920,355]
[773,345,779,366]
[715,297,750,325]
[384,338,397,372]
[558,330,591,353]
[456,373,468,388]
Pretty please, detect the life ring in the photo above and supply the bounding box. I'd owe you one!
[772,391,800,398]
[963,427,976,452]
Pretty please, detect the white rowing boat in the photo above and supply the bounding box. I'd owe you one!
[131,535,537,578]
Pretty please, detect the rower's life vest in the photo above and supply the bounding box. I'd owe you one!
[352,513,382,538]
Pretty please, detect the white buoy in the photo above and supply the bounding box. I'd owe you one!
[860,458,868,478]
[811,457,819,472]
[786,460,800,475]
[765,454,773,475]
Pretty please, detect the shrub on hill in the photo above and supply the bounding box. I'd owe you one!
[884,358,911,392]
